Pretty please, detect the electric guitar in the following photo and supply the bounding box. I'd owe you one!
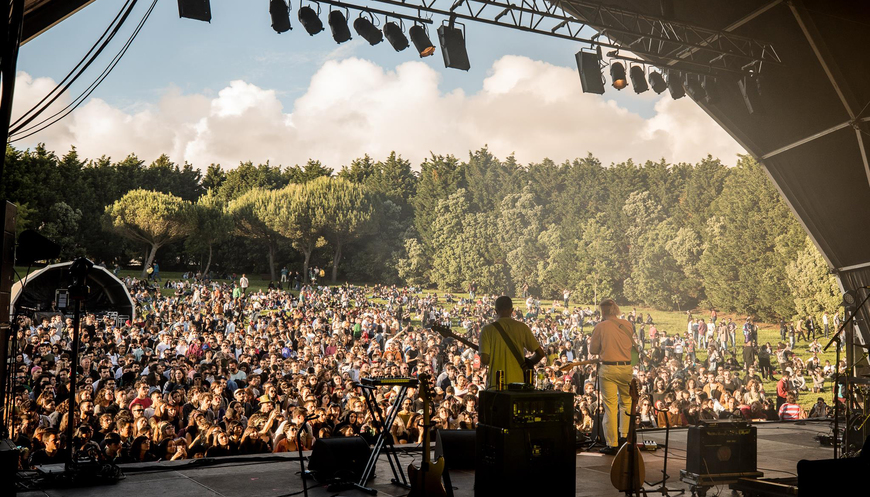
[610,378,645,495]
[430,323,478,350]
[407,372,448,497]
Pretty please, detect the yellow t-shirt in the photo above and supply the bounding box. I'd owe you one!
[479,317,540,387]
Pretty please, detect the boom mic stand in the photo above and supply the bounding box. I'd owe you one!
[643,405,684,496]
[65,258,93,472]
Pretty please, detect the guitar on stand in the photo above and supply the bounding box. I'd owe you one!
[610,378,645,496]
[407,372,448,497]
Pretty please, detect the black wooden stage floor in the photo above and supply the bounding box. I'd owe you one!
[23,423,835,497]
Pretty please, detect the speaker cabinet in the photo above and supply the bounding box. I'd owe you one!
[686,423,757,475]
[475,423,575,496]
[307,437,372,483]
[575,50,605,94]
[435,429,475,470]
[177,0,211,22]
[437,24,470,71]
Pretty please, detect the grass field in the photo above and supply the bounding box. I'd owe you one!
[16,267,833,410]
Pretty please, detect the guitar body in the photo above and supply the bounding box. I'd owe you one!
[610,443,645,491]
[610,378,644,495]
[407,457,447,497]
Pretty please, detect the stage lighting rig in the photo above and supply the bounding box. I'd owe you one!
[409,24,435,57]
[610,61,627,90]
[353,15,383,45]
[648,71,667,94]
[328,10,352,43]
[383,21,409,51]
[666,70,685,99]
[299,4,324,35]
[629,65,648,94]
[438,18,470,71]
[269,0,292,33]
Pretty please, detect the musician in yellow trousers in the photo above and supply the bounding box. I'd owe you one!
[590,298,635,455]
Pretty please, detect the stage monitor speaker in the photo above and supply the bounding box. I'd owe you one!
[435,429,475,470]
[0,439,18,495]
[797,457,868,496]
[307,437,372,483]
[177,0,212,22]
[686,423,757,475]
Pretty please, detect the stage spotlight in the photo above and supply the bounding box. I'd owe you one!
[610,62,627,90]
[269,0,291,33]
[383,22,409,52]
[630,66,648,94]
[178,0,211,22]
[575,50,604,94]
[354,16,383,45]
[409,25,435,57]
[648,71,667,94]
[685,75,707,101]
[437,21,470,71]
[666,71,685,99]
[739,75,764,114]
[702,77,719,104]
[328,11,352,43]
[299,5,324,36]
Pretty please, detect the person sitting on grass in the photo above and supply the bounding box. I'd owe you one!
[778,393,805,421]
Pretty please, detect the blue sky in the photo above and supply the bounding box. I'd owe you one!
[12,0,742,169]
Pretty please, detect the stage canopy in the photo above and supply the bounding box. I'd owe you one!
[563,0,870,345]
[10,262,135,322]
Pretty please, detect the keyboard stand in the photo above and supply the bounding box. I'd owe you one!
[354,382,412,495]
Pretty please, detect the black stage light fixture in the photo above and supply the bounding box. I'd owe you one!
[666,70,685,99]
[738,74,764,115]
[269,0,291,33]
[629,66,648,94]
[409,25,436,57]
[437,20,470,71]
[328,10,352,43]
[701,77,719,104]
[685,75,707,101]
[610,62,627,90]
[299,5,324,36]
[648,70,667,94]
[383,22,409,52]
[354,16,383,45]
[178,0,211,22]
[575,50,604,94]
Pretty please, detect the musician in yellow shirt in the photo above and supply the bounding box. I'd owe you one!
[479,296,545,388]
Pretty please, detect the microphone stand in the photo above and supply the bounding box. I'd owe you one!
[823,290,870,459]
[643,405,684,496]
[297,414,317,497]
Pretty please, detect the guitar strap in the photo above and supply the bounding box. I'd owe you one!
[491,321,526,371]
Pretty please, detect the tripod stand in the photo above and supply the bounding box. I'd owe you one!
[643,406,684,496]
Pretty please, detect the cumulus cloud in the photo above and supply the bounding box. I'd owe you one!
[11,55,745,170]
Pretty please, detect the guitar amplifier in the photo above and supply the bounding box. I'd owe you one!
[479,390,573,429]
[475,422,575,496]
[685,422,758,476]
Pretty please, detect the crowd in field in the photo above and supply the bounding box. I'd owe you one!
[7,276,837,468]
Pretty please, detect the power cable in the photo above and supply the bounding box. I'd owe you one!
[10,0,158,142]
[9,0,138,134]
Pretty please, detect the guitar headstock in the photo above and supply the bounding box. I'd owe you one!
[630,378,639,402]
[417,373,434,403]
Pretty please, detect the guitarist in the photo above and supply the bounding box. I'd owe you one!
[479,296,546,388]
[590,298,636,456]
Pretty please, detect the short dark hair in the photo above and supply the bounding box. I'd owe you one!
[494,296,513,312]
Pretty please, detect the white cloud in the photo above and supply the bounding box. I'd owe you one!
[11,55,745,170]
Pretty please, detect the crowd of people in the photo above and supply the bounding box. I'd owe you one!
[6,274,837,469]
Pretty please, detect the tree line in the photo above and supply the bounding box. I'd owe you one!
[3,144,840,321]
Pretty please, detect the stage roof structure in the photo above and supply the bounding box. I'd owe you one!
[22,0,94,44]
[11,262,135,321]
[559,0,870,344]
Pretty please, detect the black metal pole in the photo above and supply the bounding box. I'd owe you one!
[64,297,82,470]
[0,0,26,185]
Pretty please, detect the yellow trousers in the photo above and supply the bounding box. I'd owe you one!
[600,364,632,447]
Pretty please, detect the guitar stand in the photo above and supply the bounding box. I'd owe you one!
[355,383,413,495]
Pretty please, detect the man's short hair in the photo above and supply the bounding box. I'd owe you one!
[599,298,618,317]
[494,296,513,312]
